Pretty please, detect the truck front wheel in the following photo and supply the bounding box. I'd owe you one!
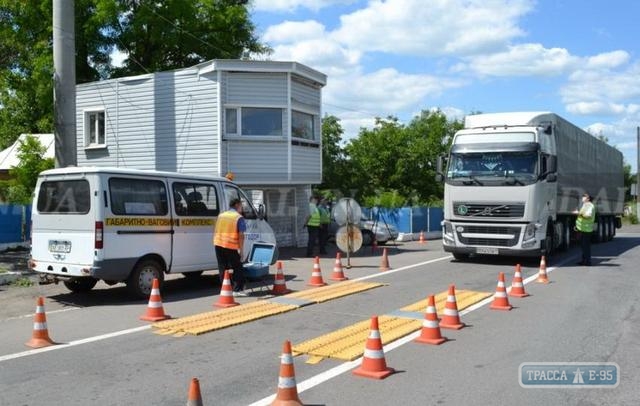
[127,259,164,299]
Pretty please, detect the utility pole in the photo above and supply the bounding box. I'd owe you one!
[53,0,77,167]
[637,126,639,217]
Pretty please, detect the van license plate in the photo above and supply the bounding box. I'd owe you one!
[476,247,499,255]
[49,240,71,253]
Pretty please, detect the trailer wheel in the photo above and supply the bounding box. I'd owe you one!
[127,259,164,299]
[63,277,98,293]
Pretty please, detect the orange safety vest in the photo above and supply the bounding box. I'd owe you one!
[213,210,242,249]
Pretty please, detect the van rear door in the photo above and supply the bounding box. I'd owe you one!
[31,176,96,276]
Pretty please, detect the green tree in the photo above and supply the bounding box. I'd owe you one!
[0,0,268,149]
[111,0,269,77]
[319,114,352,194]
[344,110,462,206]
[0,135,54,204]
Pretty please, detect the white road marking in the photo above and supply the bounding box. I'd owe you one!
[248,255,575,406]
[1,306,80,322]
[0,325,150,363]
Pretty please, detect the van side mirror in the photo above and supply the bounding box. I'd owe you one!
[546,173,557,183]
[257,204,267,220]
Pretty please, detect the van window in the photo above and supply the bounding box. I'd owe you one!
[109,178,168,215]
[37,180,91,214]
[224,185,257,220]
[172,182,219,216]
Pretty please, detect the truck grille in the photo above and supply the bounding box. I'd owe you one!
[456,225,521,247]
[453,202,525,218]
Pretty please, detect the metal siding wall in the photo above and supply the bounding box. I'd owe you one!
[291,80,320,111]
[226,141,289,183]
[226,72,287,105]
[76,71,219,174]
[291,145,321,183]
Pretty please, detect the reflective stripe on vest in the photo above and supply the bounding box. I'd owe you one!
[319,206,331,224]
[575,202,596,233]
[307,204,321,227]
[213,210,242,249]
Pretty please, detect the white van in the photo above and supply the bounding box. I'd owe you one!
[30,167,277,298]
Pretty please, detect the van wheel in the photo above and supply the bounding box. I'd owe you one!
[127,259,164,299]
[63,277,98,293]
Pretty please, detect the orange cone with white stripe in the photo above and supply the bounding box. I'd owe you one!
[352,316,395,379]
[415,295,447,345]
[379,248,391,272]
[509,264,530,298]
[271,261,290,295]
[330,252,348,281]
[186,378,203,406]
[418,231,426,244]
[25,297,56,348]
[271,340,303,406]
[490,272,513,311]
[140,278,171,321]
[214,270,239,308]
[536,255,549,284]
[439,284,465,330]
[307,256,327,287]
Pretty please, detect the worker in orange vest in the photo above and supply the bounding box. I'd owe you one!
[214,198,247,296]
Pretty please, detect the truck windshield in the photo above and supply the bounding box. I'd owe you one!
[447,151,538,185]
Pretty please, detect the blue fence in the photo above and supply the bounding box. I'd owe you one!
[363,206,443,234]
[0,204,31,244]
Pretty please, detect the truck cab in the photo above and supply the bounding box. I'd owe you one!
[438,112,623,260]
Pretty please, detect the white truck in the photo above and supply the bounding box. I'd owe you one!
[29,167,277,297]
[436,112,624,260]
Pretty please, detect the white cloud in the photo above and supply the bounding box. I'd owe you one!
[253,0,356,13]
[585,50,630,69]
[332,0,533,56]
[561,61,640,116]
[324,68,466,113]
[263,20,327,43]
[459,43,579,77]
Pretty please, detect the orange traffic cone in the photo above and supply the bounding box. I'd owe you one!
[271,261,290,295]
[490,272,513,311]
[307,256,327,287]
[186,378,203,406]
[271,340,303,406]
[214,270,240,308]
[509,264,530,298]
[330,252,348,281]
[25,297,56,348]
[139,278,171,321]
[537,256,549,284]
[415,295,447,345]
[352,316,395,379]
[379,248,391,272]
[418,231,426,244]
[439,284,465,330]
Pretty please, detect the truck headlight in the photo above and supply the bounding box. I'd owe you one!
[524,223,536,240]
[443,222,454,243]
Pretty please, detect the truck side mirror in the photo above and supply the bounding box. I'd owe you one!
[546,173,557,182]
[547,155,557,173]
[435,155,447,182]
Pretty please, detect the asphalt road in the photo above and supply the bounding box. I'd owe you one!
[1,232,639,405]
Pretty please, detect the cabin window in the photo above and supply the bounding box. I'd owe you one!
[84,109,106,148]
[292,110,315,140]
[225,107,283,137]
[109,178,168,216]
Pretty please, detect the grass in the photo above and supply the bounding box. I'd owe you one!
[0,267,8,274]
[10,277,34,287]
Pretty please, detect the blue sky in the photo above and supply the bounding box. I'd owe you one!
[249,0,640,171]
